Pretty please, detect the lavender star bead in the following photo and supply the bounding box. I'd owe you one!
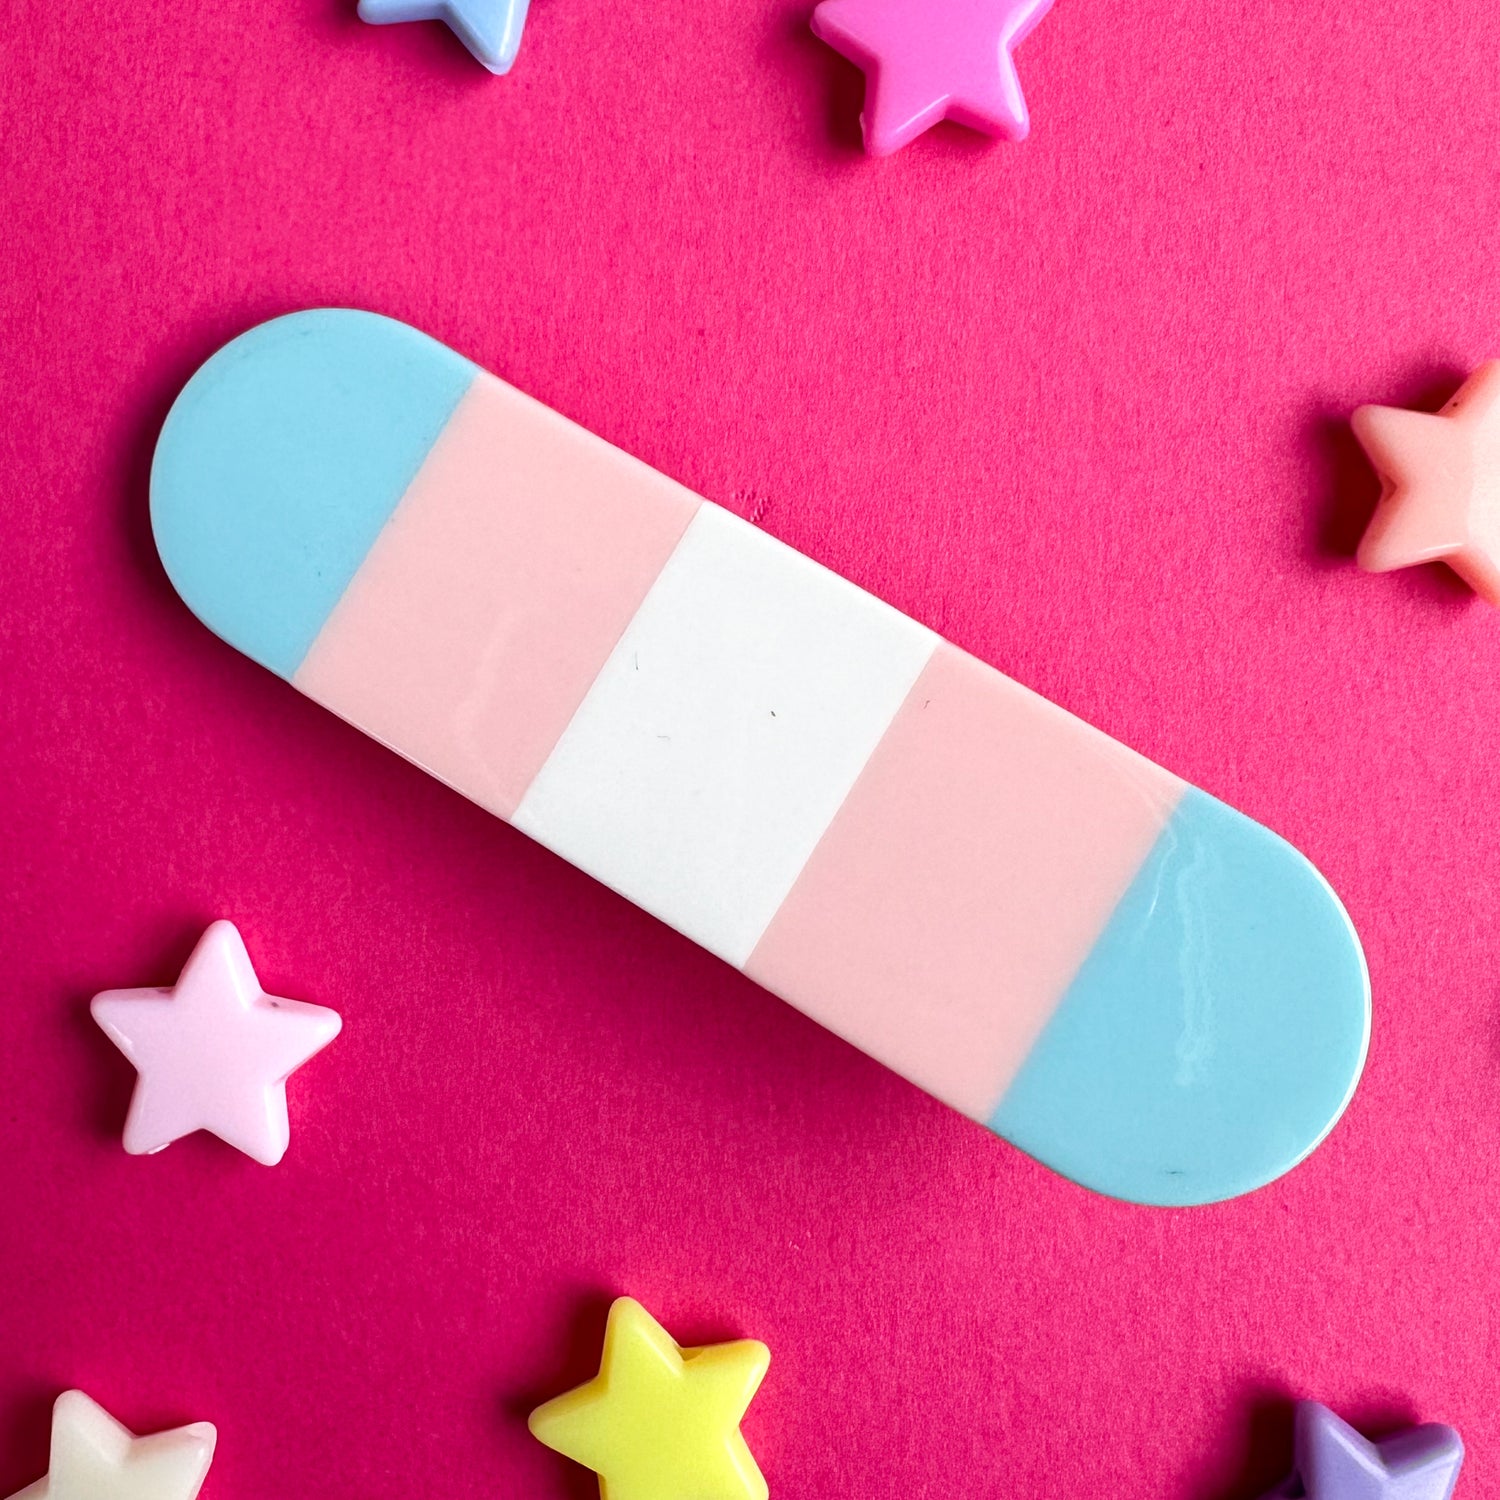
[1259,1402,1463,1500]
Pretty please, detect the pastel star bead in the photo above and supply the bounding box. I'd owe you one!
[5,1389,216,1500]
[528,1297,770,1500]
[1259,1402,1464,1500]
[1353,361,1500,604]
[810,0,1054,156]
[357,0,528,74]
[90,919,341,1166]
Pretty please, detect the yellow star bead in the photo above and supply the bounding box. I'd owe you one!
[528,1297,770,1500]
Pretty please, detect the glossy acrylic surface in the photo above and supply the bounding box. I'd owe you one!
[151,310,474,677]
[149,310,1371,1207]
[992,790,1370,1206]
[295,369,702,821]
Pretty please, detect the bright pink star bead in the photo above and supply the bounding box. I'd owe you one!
[811,0,1056,156]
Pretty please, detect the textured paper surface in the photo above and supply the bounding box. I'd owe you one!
[2,0,1500,1496]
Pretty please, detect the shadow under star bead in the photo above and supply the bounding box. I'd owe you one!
[810,0,1055,156]
[1258,1401,1463,1500]
[90,919,342,1166]
[357,0,529,75]
[1352,361,1500,605]
[4,1390,216,1500]
[528,1297,771,1500]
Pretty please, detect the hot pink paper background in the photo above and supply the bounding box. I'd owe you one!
[3,0,1499,1495]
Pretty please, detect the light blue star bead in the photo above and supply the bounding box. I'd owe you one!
[357,0,529,74]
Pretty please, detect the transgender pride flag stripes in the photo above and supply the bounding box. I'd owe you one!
[151,309,1370,1206]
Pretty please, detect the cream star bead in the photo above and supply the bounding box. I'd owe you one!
[6,1390,215,1500]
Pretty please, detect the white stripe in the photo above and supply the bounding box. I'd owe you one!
[512,504,938,966]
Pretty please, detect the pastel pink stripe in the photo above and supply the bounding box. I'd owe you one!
[295,371,701,820]
[744,643,1184,1122]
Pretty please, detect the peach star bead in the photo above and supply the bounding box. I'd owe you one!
[90,920,341,1166]
[1353,362,1500,604]
[5,1390,216,1500]
[528,1297,770,1500]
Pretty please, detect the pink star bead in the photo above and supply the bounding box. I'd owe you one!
[1353,362,1500,605]
[810,0,1055,156]
[91,921,341,1166]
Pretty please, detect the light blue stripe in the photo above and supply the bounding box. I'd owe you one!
[991,788,1370,1206]
[151,309,476,678]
